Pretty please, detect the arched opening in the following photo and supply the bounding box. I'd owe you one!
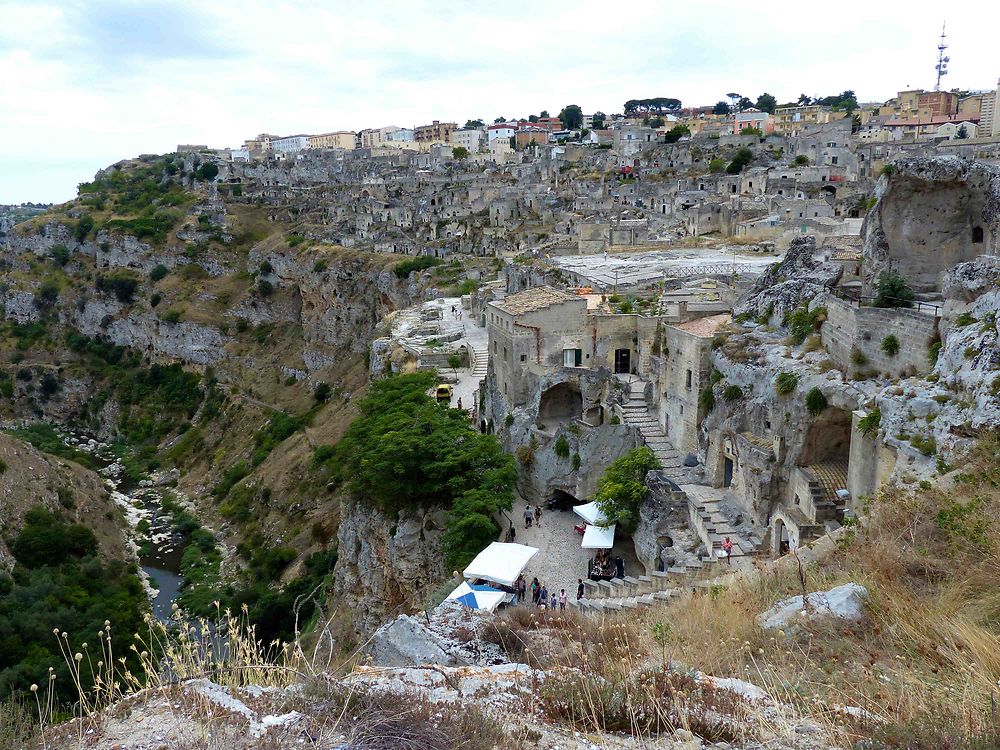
[772,518,789,557]
[973,226,984,244]
[538,382,583,424]
[548,488,578,511]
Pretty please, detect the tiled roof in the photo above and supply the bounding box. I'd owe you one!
[674,313,731,338]
[494,286,580,315]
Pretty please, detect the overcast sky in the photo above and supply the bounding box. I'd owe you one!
[1,0,997,204]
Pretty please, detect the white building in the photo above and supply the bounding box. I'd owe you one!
[272,135,310,154]
[386,128,415,142]
[451,127,486,153]
[228,147,250,162]
[487,123,516,143]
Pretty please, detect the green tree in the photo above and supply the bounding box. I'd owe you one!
[528,114,539,123]
[647,116,665,128]
[591,111,606,129]
[322,373,516,569]
[452,146,470,160]
[464,119,484,128]
[539,110,550,118]
[559,104,584,130]
[726,147,753,174]
[713,101,731,115]
[663,125,691,143]
[195,162,219,181]
[594,447,659,534]
[755,93,777,114]
[873,271,915,308]
[793,154,810,166]
[708,158,726,173]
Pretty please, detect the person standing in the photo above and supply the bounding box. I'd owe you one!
[514,573,524,602]
[523,504,533,528]
[559,589,567,611]
[538,584,548,608]
[577,578,585,601]
[530,577,540,604]
[550,592,558,610]
[534,505,542,527]
[615,555,625,579]
[722,536,735,564]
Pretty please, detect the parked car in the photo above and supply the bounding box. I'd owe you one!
[435,384,453,403]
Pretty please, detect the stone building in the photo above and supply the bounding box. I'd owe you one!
[414,121,457,143]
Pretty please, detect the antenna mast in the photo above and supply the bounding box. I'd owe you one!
[935,21,950,91]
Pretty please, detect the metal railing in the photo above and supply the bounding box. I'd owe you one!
[823,284,942,317]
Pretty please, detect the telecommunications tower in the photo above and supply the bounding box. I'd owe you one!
[935,22,950,91]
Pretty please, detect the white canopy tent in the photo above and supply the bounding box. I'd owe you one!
[463,542,539,587]
[581,523,616,549]
[446,581,509,612]
[572,501,608,526]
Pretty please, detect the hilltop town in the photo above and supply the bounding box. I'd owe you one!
[0,72,999,749]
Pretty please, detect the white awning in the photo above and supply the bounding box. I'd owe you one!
[582,524,616,549]
[573,501,608,525]
[446,581,509,612]
[463,542,539,587]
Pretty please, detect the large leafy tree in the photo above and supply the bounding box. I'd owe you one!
[755,93,777,114]
[326,373,516,568]
[713,101,731,115]
[594,447,660,534]
[591,111,606,129]
[558,104,584,130]
[623,98,682,116]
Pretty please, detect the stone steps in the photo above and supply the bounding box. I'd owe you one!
[575,587,681,614]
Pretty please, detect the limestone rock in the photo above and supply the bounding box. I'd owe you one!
[758,583,868,630]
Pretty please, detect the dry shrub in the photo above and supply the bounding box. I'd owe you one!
[538,667,749,742]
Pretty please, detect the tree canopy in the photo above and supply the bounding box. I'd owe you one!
[713,101,731,115]
[623,98,682,115]
[726,147,754,175]
[464,119,484,129]
[558,104,584,130]
[452,146,470,160]
[755,93,777,114]
[317,372,516,568]
[663,125,691,143]
[594,448,660,534]
[591,111,606,129]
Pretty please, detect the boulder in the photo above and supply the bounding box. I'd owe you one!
[758,583,868,630]
[367,614,467,667]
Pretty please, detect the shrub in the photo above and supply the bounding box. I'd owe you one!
[722,384,743,402]
[505,413,514,427]
[928,340,942,365]
[857,407,881,436]
[149,264,169,282]
[784,305,826,345]
[873,271,915,308]
[954,311,976,327]
[74,214,94,241]
[515,444,534,466]
[394,256,442,278]
[851,346,868,366]
[313,381,332,402]
[708,158,726,173]
[257,279,275,297]
[880,163,895,177]
[792,154,809,165]
[50,244,70,266]
[699,386,715,412]
[313,259,328,273]
[554,434,570,458]
[774,371,799,395]
[195,162,219,181]
[911,434,937,456]
[258,260,273,275]
[96,272,138,303]
[212,461,251,499]
[805,387,828,415]
[725,147,753,174]
[150,293,161,307]
[572,452,581,471]
[594,447,659,533]
[161,308,182,324]
[881,334,900,356]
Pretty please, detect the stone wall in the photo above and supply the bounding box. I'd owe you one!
[820,295,938,378]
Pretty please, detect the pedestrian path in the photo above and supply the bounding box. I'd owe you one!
[619,379,687,480]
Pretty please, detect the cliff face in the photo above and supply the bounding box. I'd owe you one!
[332,498,448,634]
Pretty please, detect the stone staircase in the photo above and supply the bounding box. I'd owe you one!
[469,342,488,380]
[619,380,686,480]
[572,572,683,614]
[683,484,765,562]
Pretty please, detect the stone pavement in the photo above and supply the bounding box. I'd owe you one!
[422,296,489,413]
[506,508,641,605]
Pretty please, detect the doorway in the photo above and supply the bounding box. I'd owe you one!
[723,457,734,488]
[614,348,631,374]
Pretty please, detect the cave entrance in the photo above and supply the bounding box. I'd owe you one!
[539,382,582,424]
[723,457,734,488]
[548,489,578,511]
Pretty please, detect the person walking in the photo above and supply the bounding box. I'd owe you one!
[534,504,542,527]
[530,577,540,605]
[523,504,533,529]
[615,555,625,579]
[550,592,558,610]
[514,573,525,603]
[577,578,585,601]
[559,589,567,611]
[457,397,463,410]
[538,584,548,608]
[722,536,735,565]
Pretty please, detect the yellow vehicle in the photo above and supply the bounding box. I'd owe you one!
[435,384,453,403]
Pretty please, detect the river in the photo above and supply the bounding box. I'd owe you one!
[59,429,187,622]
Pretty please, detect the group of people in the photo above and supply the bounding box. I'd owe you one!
[513,574,568,611]
[449,304,463,320]
[522,504,543,528]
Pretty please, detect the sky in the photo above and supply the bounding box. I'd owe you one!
[1,0,997,204]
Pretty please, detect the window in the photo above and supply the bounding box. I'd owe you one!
[520,354,526,362]
[831,155,839,165]
[493,341,497,354]
[563,348,582,367]
[503,347,508,360]
[973,226,985,244]
[685,369,692,389]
